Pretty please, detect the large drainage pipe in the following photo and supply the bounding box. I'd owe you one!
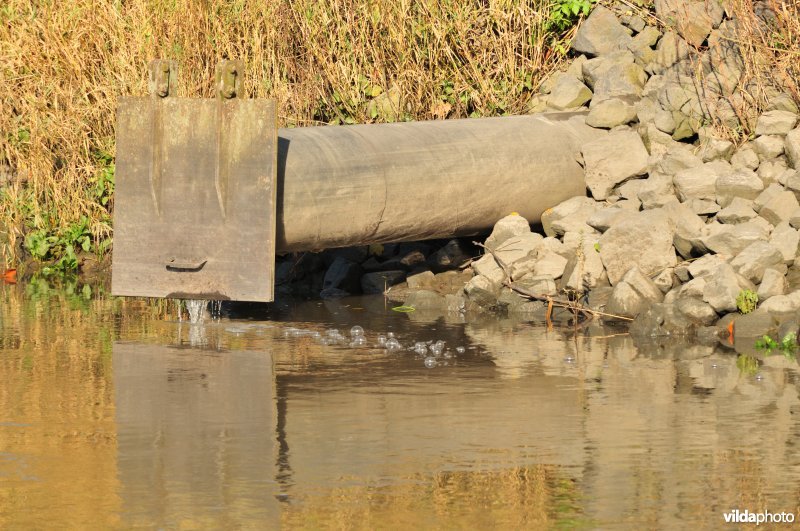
[276,112,599,253]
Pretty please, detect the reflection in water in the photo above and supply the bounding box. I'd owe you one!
[2,286,800,528]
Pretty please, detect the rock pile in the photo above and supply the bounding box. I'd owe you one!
[457,1,800,339]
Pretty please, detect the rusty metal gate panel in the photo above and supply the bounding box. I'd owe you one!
[112,62,277,301]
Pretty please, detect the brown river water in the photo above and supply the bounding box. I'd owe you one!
[1,279,800,529]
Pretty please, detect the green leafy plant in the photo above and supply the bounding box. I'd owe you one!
[755,332,799,360]
[736,289,758,314]
[546,0,595,33]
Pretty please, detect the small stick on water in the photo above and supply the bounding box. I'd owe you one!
[473,242,633,322]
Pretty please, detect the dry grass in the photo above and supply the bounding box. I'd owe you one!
[0,0,565,269]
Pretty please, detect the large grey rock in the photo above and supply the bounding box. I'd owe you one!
[754,135,785,160]
[582,51,634,89]
[546,76,593,110]
[760,290,800,318]
[511,275,557,297]
[786,127,800,168]
[715,168,764,207]
[492,232,544,267]
[730,241,784,283]
[732,309,779,338]
[592,63,647,102]
[702,263,755,313]
[582,130,649,200]
[599,210,677,285]
[675,297,718,325]
[758,158,790,185]
[695,221,768,256]
[655,0,723,47]
[361,270,406,294]
[630,302,694,337]
[532,251,568,280]
[673,164,719,200]
[770,222,800,264]
[651,31,691,74]
[660,201,705,258]
[731,145,760,170]
[715,197,757,224]
[697,132,734,162]
[586,206,633,232]
[560,240,606,292]
[760,191,800,225]
[753,183,785,212]
[572,5,633,56]
[322,256,363,294]
[406,270,435,290]
[756,110,798,136]
[430,239,472,270]
[652,145,703,175]
[472,254,505,285]
[638,172,679,210]
[606,266,664,318]
[757,268,787,300]
[586,97,638,128]
[404,289,446,311]
[485,213,530,249]
[464,275,500,308]
[541,196,599,237]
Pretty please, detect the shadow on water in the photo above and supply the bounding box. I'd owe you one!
[3,283,800,528]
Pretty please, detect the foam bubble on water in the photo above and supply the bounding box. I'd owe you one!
[350,325,364,337]
[455,346,465,354]
[386,338,401,351]
[424,357,437,368]
[377,335,387,346]
[351,336,368,347]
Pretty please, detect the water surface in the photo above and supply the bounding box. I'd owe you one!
[1,281,800,529]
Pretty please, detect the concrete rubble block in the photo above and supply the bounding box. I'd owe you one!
[650,31,691,74]
[770,222,800,264]
[730,144,760,170]
[606,266,664,318]
[361,270,406,294]
[688,198,720,215]
[715,168,764,207]
[561,240,606,292]
[322,256,363,295]
[586,97,639,128]
[572,5,633,57]
[404,289,447,310]
[599,209,677,285]
[586,206,635,233]
[675,297,718,325]
[406,269,435,290]
[541,196,600,237]
[732,309,779,339]
[592,62,648,102]
[511,275,557,297]
[638,172,678,210]
[471,254,506,286]
[786,128,800,169]
[630,302,694,336]
[546,76,593,110]
[464,275,500,308]
[753,183,785,212]
[754,135,785,161]
[582,130,649,200]
[756,110,799,137]
[484,213,531,250]
[702,262,755,313]
[582,51,635,89]
[729,241,784,283]
[760,191,800,225]
[695,221,768,256]
[673,164,720,200]
[532,251,569,280]
[757,268,787,301]
[715,197,757,224]
[760,290,800,319]
[493,232,544,267]
[757,158,789,185]
[661,200,706,258]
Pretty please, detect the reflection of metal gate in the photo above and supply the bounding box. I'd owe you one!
[112,60,277,301]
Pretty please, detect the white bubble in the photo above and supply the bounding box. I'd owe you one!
[350,325,364,337]
[455,346,465,354]
[424,357,437,368]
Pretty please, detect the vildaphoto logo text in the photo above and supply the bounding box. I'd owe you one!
[723,509,796,525]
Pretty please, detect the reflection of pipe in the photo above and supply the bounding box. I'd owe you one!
[276,112,598,252]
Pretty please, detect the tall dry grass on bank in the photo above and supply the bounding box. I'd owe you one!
[0,0,563,268]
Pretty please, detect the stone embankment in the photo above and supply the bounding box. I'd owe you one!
[278,1,800,343]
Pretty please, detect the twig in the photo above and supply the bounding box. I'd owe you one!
[474,241,634,322]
